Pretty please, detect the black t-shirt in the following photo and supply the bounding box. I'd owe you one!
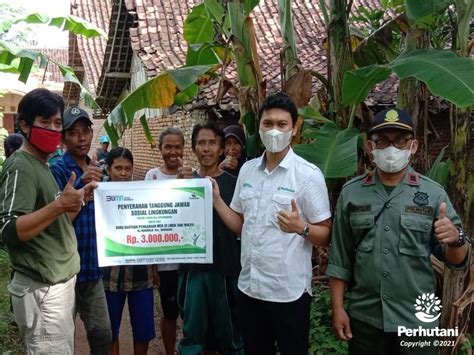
[181,171,241,276]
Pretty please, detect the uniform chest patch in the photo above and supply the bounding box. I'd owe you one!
[349,204,372,212]
[405,205,434,216]
[413,191,429,206]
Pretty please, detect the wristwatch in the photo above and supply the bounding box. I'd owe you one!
[299,223,310,239]
[448,228,467,248]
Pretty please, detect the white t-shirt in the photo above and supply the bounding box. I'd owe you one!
[144,167,180,272]
[230,148,331,302]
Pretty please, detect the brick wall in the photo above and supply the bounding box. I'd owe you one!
[117,110,208,180]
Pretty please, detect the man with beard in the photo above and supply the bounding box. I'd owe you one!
[50,106,112,354]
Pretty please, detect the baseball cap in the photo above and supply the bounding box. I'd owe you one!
[100,135,110,144]
[369,108,414,134]
[223,125,246,147]
[63,106,92,130]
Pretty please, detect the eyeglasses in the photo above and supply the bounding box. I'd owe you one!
[372,136,413,149]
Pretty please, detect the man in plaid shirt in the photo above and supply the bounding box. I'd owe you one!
[50,106,112,354]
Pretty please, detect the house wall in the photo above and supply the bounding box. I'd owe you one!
[121,110,208,180]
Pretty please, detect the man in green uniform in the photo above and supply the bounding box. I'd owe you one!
[327,108,470,355]
[0,89,96,354]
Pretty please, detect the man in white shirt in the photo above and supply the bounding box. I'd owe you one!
[212,92,332,355]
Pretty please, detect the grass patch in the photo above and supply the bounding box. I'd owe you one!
[0,248,23,354]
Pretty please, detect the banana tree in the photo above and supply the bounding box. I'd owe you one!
[0,13,105,107]
[105,0,266,155]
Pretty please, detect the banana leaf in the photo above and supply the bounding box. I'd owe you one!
[426,146,451,189]
[405,0,452,27]
[0,13,106,37]
[54,61,98,109]
[139,114,157,148]
[293,125,362,178]
[343,49,474,108]
[183,4,215,45]
[107,65,213,138]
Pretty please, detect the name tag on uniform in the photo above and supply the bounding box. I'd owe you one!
[350,204,372,213]
[405,205,434,216]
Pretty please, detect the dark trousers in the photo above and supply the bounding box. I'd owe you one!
[238,290,312,355]
[76,280,112,354]
[349,317,437,355]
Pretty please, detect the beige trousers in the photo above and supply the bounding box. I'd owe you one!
[8,272,76,355]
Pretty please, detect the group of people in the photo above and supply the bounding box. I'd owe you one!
[0,87,470,355]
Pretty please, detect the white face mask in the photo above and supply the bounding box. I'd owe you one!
[259,128,293,153]
[372,144,412,173]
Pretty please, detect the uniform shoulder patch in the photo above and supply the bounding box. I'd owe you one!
[408,172,420,185]
[342,173,370,189]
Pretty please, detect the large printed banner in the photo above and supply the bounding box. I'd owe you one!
[95,178,213,267]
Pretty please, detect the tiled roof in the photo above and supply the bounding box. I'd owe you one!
[70,0,112,94]
[125,0,386,107]
[29,47,69,83]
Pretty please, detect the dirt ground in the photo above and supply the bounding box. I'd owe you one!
[75,289,182,354]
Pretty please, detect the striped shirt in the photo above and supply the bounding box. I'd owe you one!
[50,151,101,283]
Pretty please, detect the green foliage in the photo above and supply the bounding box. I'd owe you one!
[183,4,215,45]
[426,146,451,189]
[0,249,23,354]
[309,284,348,355]
[0,10,104,111]
[343,49,474,108]
[294,124,362,179]
[107,65,214,141]
[459,333,474,355]
[405,0,452,27]
[139,114,156,148]
[0,13,106,38]
[350,6,386,36]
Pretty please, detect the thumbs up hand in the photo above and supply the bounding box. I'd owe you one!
[434,202,458,244]
[277,199,305,234]
[81,159,103,184]
[57,172,86,213]
[177,157,193,179]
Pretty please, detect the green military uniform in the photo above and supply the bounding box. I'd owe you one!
[327,167,470,353]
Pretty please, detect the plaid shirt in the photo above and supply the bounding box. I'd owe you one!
[50,152,101,283]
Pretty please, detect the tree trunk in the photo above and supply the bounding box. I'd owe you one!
[328,0,352,126]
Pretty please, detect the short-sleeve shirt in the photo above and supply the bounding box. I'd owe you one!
[144,167,179,272]
[181,171,240,276]
[326,167,471,332]
[0,150,80,284]
[230,148,331,302]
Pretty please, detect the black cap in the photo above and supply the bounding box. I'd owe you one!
[223,125,246,147]
[63,106,92,130]
[369,108,414,133]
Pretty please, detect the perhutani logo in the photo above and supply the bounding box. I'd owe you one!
[414,293,442,323]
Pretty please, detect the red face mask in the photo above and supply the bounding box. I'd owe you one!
[28,126,62,154]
